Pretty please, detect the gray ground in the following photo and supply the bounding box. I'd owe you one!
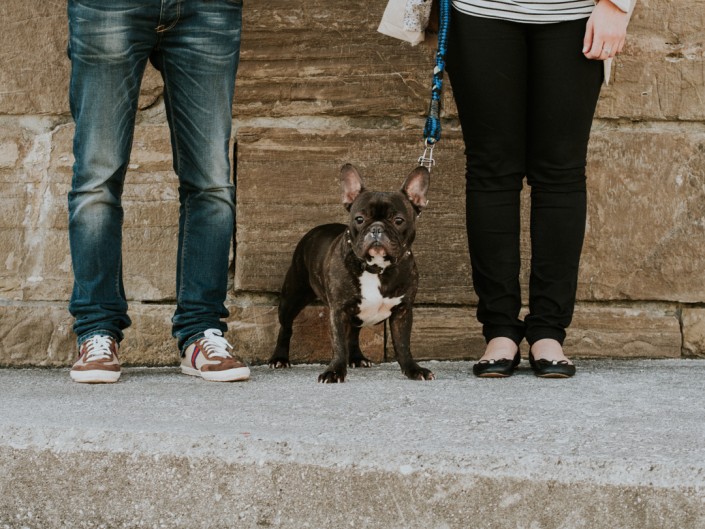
[1,360,704,528]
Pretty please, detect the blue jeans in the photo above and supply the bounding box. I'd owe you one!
[67,0,242,352]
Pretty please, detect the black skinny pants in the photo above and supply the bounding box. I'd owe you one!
[446,12,603,346]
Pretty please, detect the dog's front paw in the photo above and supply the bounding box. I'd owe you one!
[318,369,346,383]
[268,351,291,368]
[269,359,291,369]
[349,355,372,368]
[403,366,435,381]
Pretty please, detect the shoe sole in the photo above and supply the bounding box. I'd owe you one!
[70,370,121,384]
[475,372,512,378]
[181,365,250,382]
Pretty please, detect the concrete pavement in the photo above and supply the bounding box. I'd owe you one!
[1,359,704,528]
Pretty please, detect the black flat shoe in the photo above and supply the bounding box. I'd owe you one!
[528,350,576,378]
[472,350,521,378]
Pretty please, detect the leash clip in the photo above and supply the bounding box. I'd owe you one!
[418,140,436,171]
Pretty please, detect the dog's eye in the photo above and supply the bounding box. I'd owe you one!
[394,217,405,226]
[355,216,364,224]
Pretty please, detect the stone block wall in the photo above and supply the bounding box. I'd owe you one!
[0,0,703,366]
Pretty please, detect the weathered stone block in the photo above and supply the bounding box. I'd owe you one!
[596,0,705,121]
[17,230,72,302]
[235,125,705,304]
[0,183,30,229]
[0,141,19,169]
[410,306,484,362]
[122,226,179,301]
[0,303,178,367]
[597,42,705,121]
[0,120,75,300]
[0,298,681,367]
[682,308,705,357]
[236,0,705,122]
[580,123,705,302]
[119,303,181,365]
[566,304,681,358]
[236,1,431,120]
[0,298,382,367]
[0,3,70,115]
[2,1,703,122]
[0,230,24,296]
[0,303,75,367]
[410,303,681,361]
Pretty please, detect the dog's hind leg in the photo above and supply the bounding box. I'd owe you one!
[269,266,316,369]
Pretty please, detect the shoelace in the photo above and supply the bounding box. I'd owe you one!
[83,335,115,362]
[201,329,233,359]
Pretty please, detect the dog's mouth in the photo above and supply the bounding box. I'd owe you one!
[366,244,387,258]
[365,244,391,270]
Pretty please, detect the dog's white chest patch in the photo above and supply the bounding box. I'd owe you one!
[357,271,403,327]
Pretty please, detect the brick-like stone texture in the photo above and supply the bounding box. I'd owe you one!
[682,308,705,358]
[3,1,703,123]
[236,1,705,122]
[596,0,705,121]
[235,126,705,304]
[580,123,705,303]
[0,0,703,364]
[0,299,680,367]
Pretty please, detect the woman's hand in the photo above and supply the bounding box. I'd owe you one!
[583,0,630,60]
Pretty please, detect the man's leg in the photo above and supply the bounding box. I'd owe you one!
[149,1,242,354]
[67,0,159,380]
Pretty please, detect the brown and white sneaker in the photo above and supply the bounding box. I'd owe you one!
[70,334,121,384]
[181,328,250,382]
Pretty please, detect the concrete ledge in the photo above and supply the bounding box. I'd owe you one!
[1,360,704,528]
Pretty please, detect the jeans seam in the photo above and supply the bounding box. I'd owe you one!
[178,197,191,304]
[113,117,134,300]
[160,37,187,307]
[160,53,183,180]
[114,178,126,300]
[156,0,181,33]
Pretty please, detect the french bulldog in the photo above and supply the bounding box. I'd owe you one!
[269,164,434,383]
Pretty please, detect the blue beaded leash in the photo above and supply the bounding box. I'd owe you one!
[418,0,451,171]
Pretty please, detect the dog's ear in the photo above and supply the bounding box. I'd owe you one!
[401,166,430,213]
[340,164,365,211]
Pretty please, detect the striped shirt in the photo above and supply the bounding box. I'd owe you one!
[452,0,596,23]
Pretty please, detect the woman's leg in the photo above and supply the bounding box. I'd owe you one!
[447,12,528,358]
[524,19,603,360]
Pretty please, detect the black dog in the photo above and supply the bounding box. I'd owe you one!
[269,164,434,383]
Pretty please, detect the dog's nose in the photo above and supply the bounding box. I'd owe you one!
[370,225,384,240]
